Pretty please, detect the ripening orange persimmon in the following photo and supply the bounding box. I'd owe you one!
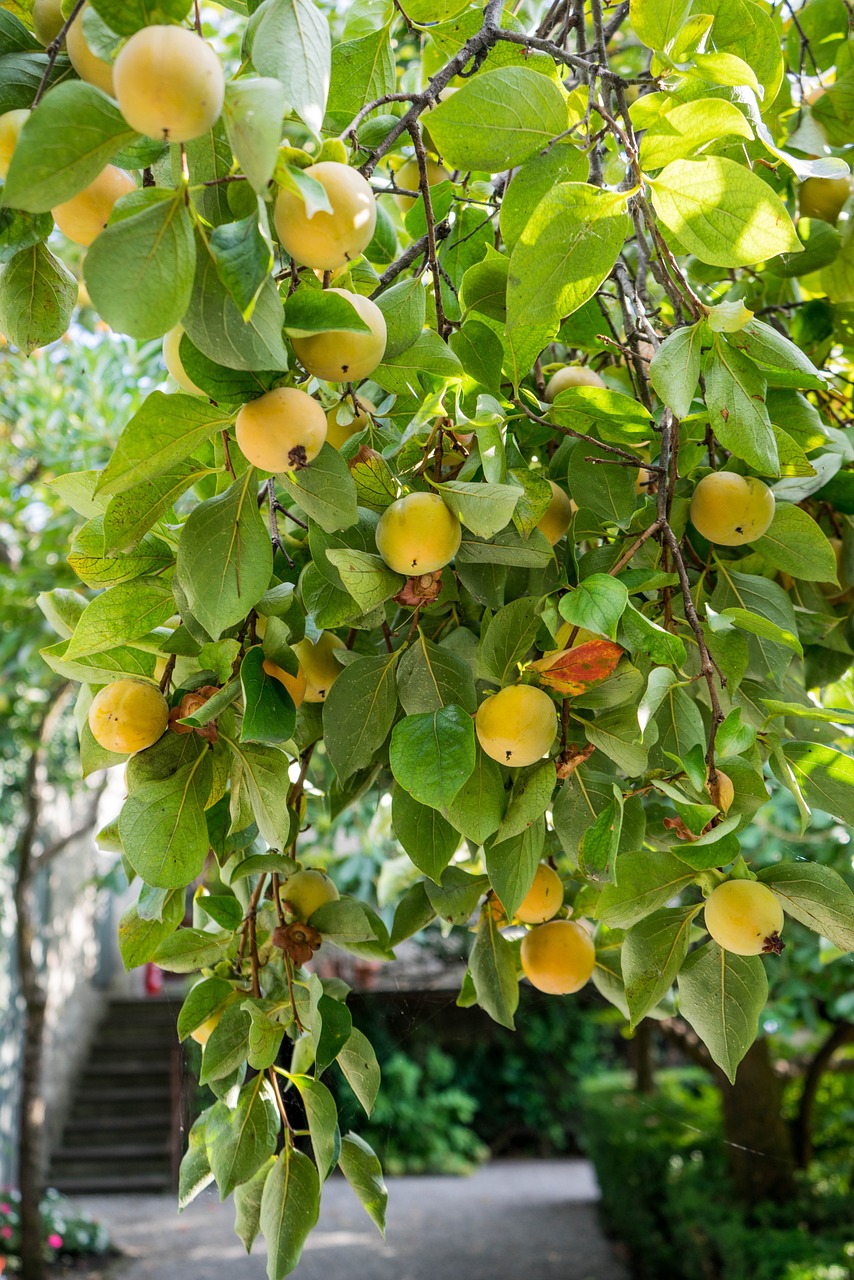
[113,25,225,143]
[326,396,375,449]
[291,289,387,382]
[520,919,596,994]
[545,365,605,403]
[516,863,564,924]
[88,679,169,754]
[375,492,461,575]
[66,6,115,95]
[262,657,307,708]
[689,471,775,546]
[703,880,785,956]
[798,175,852,225]
[274,162,377,270]
[393,157,450,213]
[162,326,204,395]
[537,480,576,546]
[292,632,345,702]
[476,685,557,768]
[53,165,136,246]
[235,387,327,473]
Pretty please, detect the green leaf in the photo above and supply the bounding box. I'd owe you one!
[210,214,274,322]
[338,1133,387,1236]
[373,329,463,396]
[179,1114,214,1210]
[566,442,636,528]
[426,67,568,171]
[639,98,753,170]
[703,339,778,476]
[322,651,399,780]
[200,1004,252,1084]
[436,480,519,539]
[485,820,545,919]
[0,242,76,354]
[225,738,294,849]
[325,549,403,612]
[119,754,213,889]
[469,910,519,1029]
[177,977,234,1041]
[596,851,697,929]
[758,861,854,952]
[234,1157,275,1253]
[283,287,371,337]
[391,786,459,882]
[549,385,655,446]
[176,469,272,640]
[3,82,136,211]
[711,564,800,682]
[579,795,622,883]
[649,157,801,268]
[184,236,289,372]
[337,1028,381,1116]
[621,602,687,667]
[446,748,506,846]
[288,1075,338,1181]
[117,893,183,970]
[240,645,297,745]
[630,0,692,50]
[102,462,213,553]
[223,78,288,194]
[66,576,175,659]
[85,190,196,339]
[260,1146,320,1279]
[719,608,802,657]
[622,905,700,1027]
[649,323,703,418]
[154,926,231,975]
[396,633,477,716]
[499,141,588,252]
[425,865,489,925]
[773,742,854,827]
[324,27,396,134]
[89,0,191,34]
[390,880,436,946]
[374,279,426,360]
[279,444,359,534]
[559,575,629,641]
[207,1076,278,1199]
[677,942,767,1083]
[477,595,543,686]
[247,0,331,136]
[389,705,476,810]
[95,391,231,497]
[754,504,838,581]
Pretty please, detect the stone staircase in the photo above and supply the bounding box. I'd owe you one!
[49,996,182,1194]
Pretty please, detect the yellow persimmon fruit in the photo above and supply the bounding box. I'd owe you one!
[292,632,345,703]
[703,880,785,956]
[52,165,136,246]
[475,685,557,768]
[689,471,775,546]
[326,396,375,449]
[274,161,377,270]
[66,6,115,96]
[0,109,29,179]
[393,157,450,213]
[32,0,64,45]
[520,919,595,994]
[280,868,339,921]
[798,175,852,226]
[291,288,387,383]
[235,387,327,473]
[537,479,576,546]
[262,657,307,708]
[545,365,605,403]
[375,491,461,575]
[516,863,564,924]
[88,678,169,754]
[113,25,225,143]
[162,325,204,395]
[190,1010,222,1046]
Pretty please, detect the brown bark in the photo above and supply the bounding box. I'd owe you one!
[792,1022,854,1168]
[718,1038,797,1207]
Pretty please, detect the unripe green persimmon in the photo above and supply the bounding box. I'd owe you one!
[520,919,595,994]
[516,863,564,924]
[703,880,784,956]
[326,396,375,449]
[545,365,605,403]
[53,165,136,246]
[66,6,115,96]
[113,25,225,143]
[375,491,461,575]
[32,0,64,45]
[88,678,169,754]
[262,657,307,708]
[537,479,576,546]
[689,471,775,546]
[0,110,29,179]
[274,162,377,270]
[280,868,339,921]
[798,175,852,225]
[235,387,327,473]
[291,289,386,383]
[476,685,557,768]
[292,632,345,702]
[420,86,456,153]
[162,326,204,395]
[393,157,450,213]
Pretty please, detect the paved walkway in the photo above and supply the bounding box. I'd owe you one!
[80,1159,628,1280]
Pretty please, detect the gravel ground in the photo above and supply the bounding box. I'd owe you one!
[77,1159,628,1280]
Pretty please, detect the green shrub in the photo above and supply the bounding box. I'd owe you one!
[0,1187,112,1271]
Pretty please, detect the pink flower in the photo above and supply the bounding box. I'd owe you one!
[0,1204,10,1214]
[47,1233,63,1249]
[0,1227,11,1240]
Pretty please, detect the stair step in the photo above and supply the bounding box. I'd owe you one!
[50,1154,172,1178]
[64,1113,169,1133]
[85,1061,173,1077]
[48,1174,173,1195]
[60,1126,171,1149]
[53,1142,172,1162]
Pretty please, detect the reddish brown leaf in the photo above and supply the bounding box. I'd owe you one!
[532,640,623,695]
[394,570,443,607]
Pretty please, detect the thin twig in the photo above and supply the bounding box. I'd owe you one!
[32,0,86,107]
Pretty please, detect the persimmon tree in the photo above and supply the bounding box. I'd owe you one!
[3,0,854,1274]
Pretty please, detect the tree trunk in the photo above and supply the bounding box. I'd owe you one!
[632,1018,654,1094]
[791,1022,854,1168]
[718,1037,797,1207]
